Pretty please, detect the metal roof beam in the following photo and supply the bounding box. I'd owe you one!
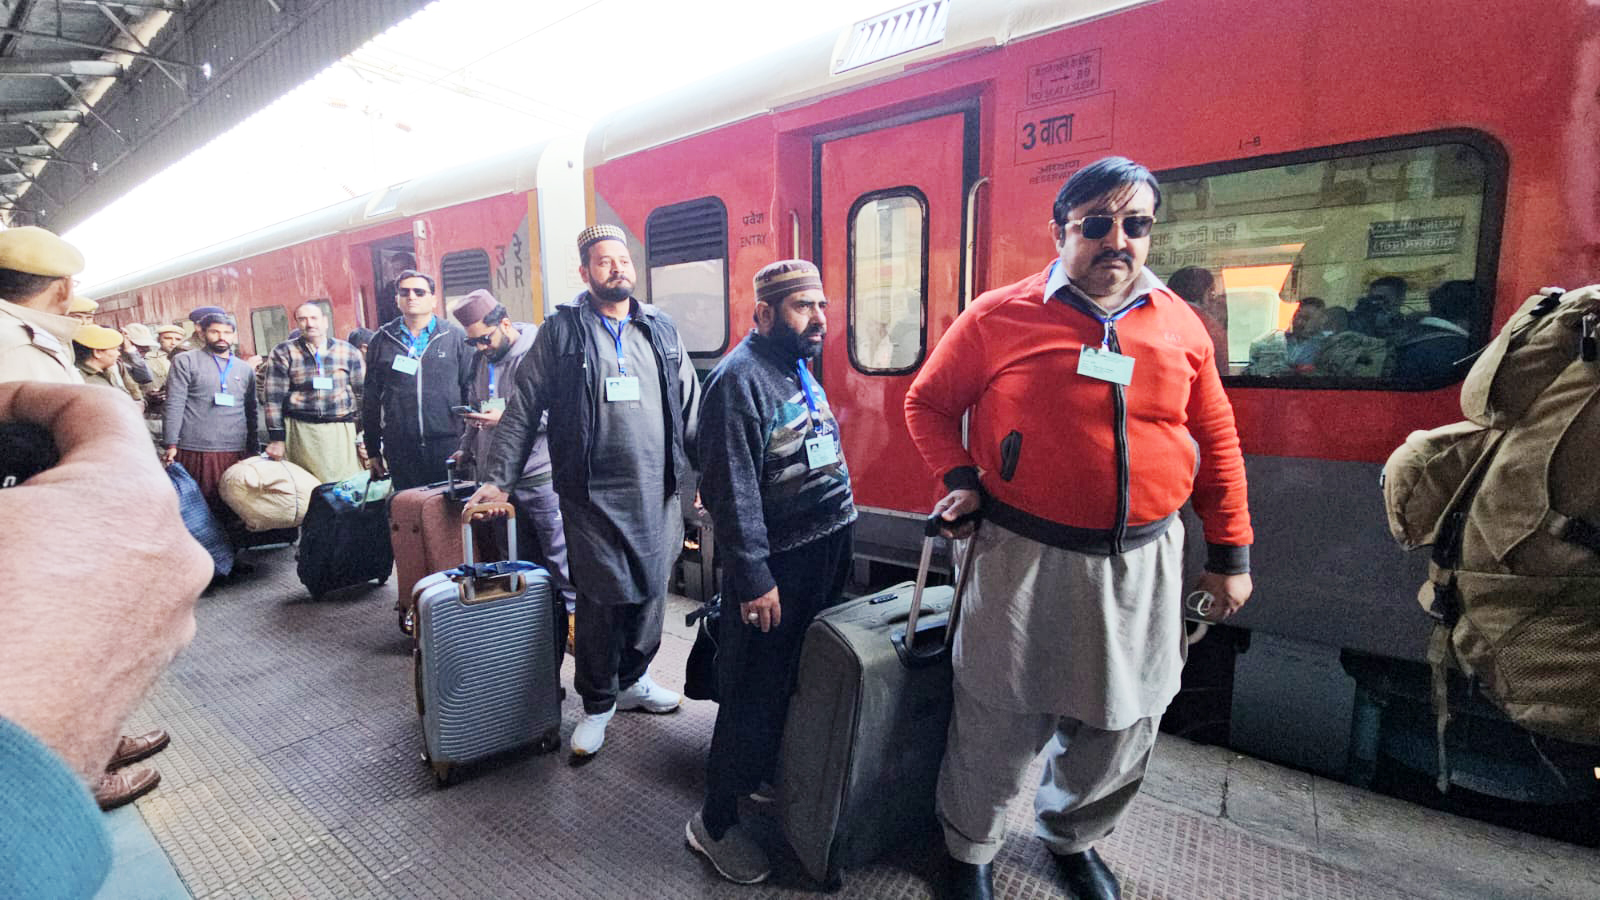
[60,1,187,10]
[88,1,188,89]
[0,59,127,77]
[0,27,200,71]
[0,109,84,124]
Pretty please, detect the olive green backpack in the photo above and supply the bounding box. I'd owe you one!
[1381,285,1600,786]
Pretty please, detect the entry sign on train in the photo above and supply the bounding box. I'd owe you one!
[1078,345,1135,385]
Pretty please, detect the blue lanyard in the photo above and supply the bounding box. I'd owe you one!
[306,340,324,376]
[487,361,498,399]
[409,318,435,358]
[1066,293,1147,349]
[796,361,826,434]
[212,353,234,394]
[601,315,628,376]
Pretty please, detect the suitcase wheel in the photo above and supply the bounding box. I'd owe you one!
[536,727,561,754]
[431,761,453,788]
[399,606,414,636]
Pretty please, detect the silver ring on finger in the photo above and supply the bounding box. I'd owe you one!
[747,612,759,623]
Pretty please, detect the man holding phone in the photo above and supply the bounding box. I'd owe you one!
[450,291,576,654]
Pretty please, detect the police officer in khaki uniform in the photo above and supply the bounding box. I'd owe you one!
[65,295,98,324]
[0,226,87,385]
[74,325,143,408]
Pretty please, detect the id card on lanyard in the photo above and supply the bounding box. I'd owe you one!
[310,344,334,390]
[797,361,840,469]
[393,319,433,376]
[1074,294,1143,386]
[601,315,640,403]
[212,354,236,406]
[482,362,507,412]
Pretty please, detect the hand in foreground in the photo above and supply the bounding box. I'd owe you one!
[162,444,178,465]
[0,382,211,778]
[463,409,503,427]
[264,440,285,460]
[740,587,782,633]
[367,453,388,480]
[1192,571,1252,621]
[931,488,981,539]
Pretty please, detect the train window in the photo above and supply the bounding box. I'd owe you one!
[849,188,927,374]
[646,198,729,357]
[1151,132,1505,389]
[250,306,288,356]
[441,249,493,314]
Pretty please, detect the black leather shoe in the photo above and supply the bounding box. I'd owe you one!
[1052,847,1120,900]
[944,857,994,900]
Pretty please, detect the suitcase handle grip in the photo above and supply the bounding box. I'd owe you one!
[902,515,976,662]
[459,503,519,604]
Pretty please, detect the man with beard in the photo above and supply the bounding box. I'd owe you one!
[905,157,1253,900]
[471,224,700,758]
[262,301,366,483]
[684,260,856,883]
[450,290,577,662]
[163,313,258,532]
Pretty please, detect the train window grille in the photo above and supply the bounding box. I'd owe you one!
[848,187,928,375]
[250,306,288,357]
[646,198,729,357]
[441,249,493,314]
[1150,131,1506,391]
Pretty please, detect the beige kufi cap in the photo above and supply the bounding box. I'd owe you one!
[123,323,155,347]
[0,226,86,276]
[65,295,99,315]
[156,324,186,337]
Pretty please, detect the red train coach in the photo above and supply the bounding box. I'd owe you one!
[582,0,1599,785]
[87,0,1600,801]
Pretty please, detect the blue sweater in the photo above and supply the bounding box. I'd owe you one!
[0,716,111,898]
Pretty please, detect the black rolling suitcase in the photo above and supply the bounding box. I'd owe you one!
[778,514,973,888]
[296,478,394,598]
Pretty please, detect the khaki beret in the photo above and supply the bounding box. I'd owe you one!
[66,295,99,315]
[123,323,155,347]
[156,324,186,337]
[0,226,86,277]
[73,323,123,350]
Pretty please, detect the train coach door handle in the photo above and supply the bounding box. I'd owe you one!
[963,176,991,311]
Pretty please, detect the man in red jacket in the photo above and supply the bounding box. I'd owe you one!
[905,157,1253,900]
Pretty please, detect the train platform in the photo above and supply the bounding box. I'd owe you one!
[96,544,1597,900]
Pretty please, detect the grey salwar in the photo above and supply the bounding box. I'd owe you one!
[937,518,1184,863]
[937,678,1160,863]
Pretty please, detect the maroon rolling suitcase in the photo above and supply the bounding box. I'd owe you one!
[390,462,498,632]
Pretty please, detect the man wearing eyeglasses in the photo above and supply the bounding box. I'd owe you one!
[905,157,1254,900]
[362,270,473,490]
[449,290,576,660]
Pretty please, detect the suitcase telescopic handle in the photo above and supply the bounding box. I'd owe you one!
[460,502,517,568]
[904,511,978,658]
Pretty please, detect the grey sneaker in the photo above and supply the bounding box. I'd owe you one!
[685,811,770,884]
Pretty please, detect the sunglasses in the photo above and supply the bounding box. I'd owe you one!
[1064,214,1157,240]
[397,287,431,297]
[465,334,494,347]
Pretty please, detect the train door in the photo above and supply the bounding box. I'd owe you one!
[367,235,417,327]
[816,110,972,517]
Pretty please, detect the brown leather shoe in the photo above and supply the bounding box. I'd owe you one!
[108,730,171,769]
[93,767,161,811]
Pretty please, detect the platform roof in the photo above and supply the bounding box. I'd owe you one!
[0,0,430,231]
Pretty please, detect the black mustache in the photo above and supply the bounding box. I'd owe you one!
[1095,251,1134,265]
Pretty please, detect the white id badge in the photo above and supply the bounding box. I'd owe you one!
[1077,346,1135,385]
[312,376,334,390]
[213,391,236,407]
[480,397,507,413]
[605,376,641,402]
[805,434,840,469]
[391,355,420,375]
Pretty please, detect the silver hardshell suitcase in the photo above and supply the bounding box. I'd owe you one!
[779,513,973,888]
[413,501,562,786]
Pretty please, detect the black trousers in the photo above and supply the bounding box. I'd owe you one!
[385,434,458,492]
[573,591,666,714]
[510,481,576,668]
[702,524,853,837]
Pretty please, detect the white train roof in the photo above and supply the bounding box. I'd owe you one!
[88,136,578,298]
[585,0,1153,166]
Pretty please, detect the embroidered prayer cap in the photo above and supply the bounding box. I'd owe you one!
[0,226,85,277]
[753,259,823,306]
[123,323,155,348]
[155,324,187,337]
[576,224,627,256]
[65,295,99,315]
[188,305,226,323]
[451,289,498,328]
[73,323,122,350]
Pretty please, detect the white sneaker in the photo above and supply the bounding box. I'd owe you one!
[616,672,681,713]
[570,705,615,756]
